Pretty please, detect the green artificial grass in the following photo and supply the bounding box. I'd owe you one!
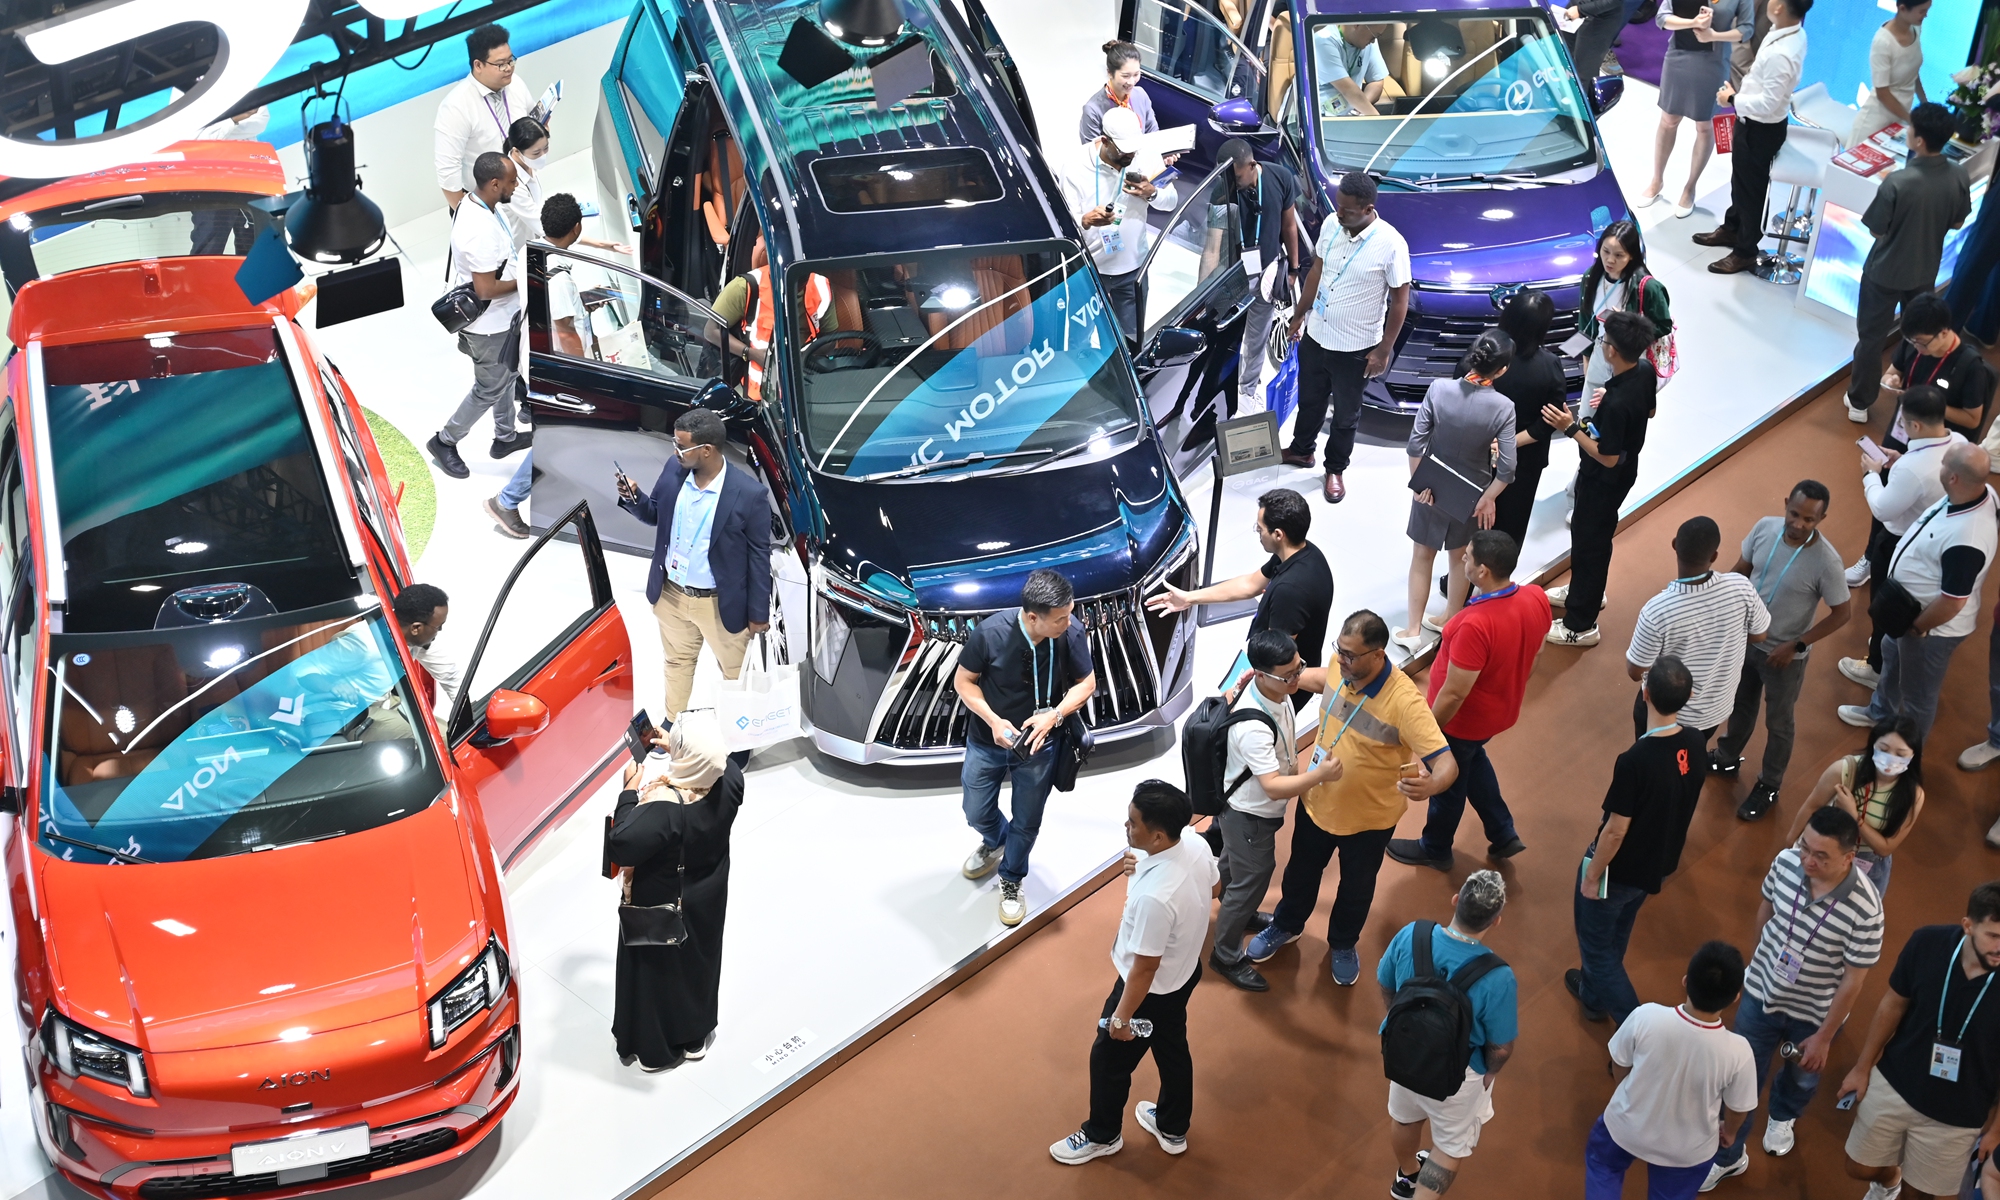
[363,407,436,563]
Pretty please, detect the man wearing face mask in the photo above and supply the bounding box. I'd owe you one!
[1838,882,2000,1200]
[616,409,771,736]
[1060,106,1177,342]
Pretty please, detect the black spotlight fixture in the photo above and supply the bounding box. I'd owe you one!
[285,117,386,265]
[821,0,905,47]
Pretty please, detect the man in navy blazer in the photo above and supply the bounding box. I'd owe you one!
[616,408,771,723]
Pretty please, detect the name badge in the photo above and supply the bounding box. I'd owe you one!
[1776,949,1804,985]
[1309,745,1328,770]
[1240,247,1263,276]
[667,550,688,576]
[1102,228,1124,256]
[1932,1042,1963,1082]
[1889,408,1908,445]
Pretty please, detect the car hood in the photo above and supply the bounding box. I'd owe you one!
[1376,174,1626,288]
[814,434,1188,611]
[36,797,483,1054]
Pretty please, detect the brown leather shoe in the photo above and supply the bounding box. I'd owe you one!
[1708,251,1759,275]
[1281,449,1315,468]
[1690,226,1735,247]
[1323,473,1346,504]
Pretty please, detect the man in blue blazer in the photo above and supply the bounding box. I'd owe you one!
[616,408,771,724]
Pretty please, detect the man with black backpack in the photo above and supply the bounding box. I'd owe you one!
[1377,870,1517,1199]
[1196,629,1343,992]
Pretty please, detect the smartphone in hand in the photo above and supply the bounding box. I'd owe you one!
[1858,436,1888,467]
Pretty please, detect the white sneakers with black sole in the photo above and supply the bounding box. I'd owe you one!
[998,879,1026,927]
[1761,1117,1795,1156]
[1049,1131,1122,1165]
[962,843,1003,880]
[1134,1102,1186,1154]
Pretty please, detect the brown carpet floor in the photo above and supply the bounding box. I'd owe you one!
[659,378,2000,1200]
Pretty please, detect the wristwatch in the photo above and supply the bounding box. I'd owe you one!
[1108,1016,1127,1030]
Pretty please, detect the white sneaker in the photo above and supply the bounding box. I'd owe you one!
[1545,584,1568,607]
[999,879,1026,926]
[1547,620,1600,648]
[1134,1102,1186,1155]
[1699,1155,1747,1191]
[1863,1181,1904,1200]
[1838,657,1881,689]
[1761,1117,1795,1156]
[1845,558,1872,587]
[962,842,1003,880]
[1838,704,1876,728]
[1961,741,2000,771]
[1050,1130,1122,1165]
[1847,403,1872,424]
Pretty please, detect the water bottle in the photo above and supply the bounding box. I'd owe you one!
[1099,1017,1154,1037]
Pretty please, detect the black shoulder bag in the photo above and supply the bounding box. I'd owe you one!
[1869,501,1944,640]
[616,798,689,946]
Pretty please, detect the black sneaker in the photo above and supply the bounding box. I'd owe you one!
[1709,749,1742,776]
[1391,1151,1430,1199]
[484,496,530,539]
[1386,837,1451,872]
[1565,968,1609,1021]
[490,430,533,458]
[1488,836,1528,859]
[1207,951,1269,992]
[426,433,469,479]
[1736,782,1780,822]
[1246,910,1274,934]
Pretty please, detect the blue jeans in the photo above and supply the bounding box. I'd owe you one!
[1714,992,1825,1167]
[961,737,1056,885]
[1866,630,1968,742]
[1584,1117,1712,1200]
[1574,876,1649,1022]
[1418,736,1518,858]
[498,449,532,510]
[1985,624,2000,751]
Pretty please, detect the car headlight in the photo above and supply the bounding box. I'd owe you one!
[1142,527,1198,594]
[428,936,509,1049]
[811,565,911,684]
[41,1008,148,1098]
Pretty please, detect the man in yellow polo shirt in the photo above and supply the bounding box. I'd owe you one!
[1244,610,1459,985]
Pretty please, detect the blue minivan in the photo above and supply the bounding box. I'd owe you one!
[526,0,1264,763]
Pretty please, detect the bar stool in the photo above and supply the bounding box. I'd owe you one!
[1790,81,1859,150]
[1754,124,1838,285]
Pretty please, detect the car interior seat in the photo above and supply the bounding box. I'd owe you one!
[924,256,1029,353]
[57,645,194,786]
[700,130,745,250]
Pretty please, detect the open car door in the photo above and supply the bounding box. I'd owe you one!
[1117,0,1275,172]
[959,0,1039,145]
[448,501,633,868]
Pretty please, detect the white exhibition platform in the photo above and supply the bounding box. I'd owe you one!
[0,9,1859,1199]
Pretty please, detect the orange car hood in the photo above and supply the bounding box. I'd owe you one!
[35,798,485,1054]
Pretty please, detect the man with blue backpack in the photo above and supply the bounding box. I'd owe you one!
[1377,870,1517,1199]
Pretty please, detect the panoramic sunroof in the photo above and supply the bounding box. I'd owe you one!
[810,148,1001,213]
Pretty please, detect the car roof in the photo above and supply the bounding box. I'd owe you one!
[0,139,286,227]
[9,258,306,349]
[684,0,1070,270]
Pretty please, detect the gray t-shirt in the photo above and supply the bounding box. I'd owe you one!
[1741,516,1849,645]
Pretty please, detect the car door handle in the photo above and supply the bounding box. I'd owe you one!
[527,390,597,414]
[592,658,624,685]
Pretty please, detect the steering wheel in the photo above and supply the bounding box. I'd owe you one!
[802,329,883,374]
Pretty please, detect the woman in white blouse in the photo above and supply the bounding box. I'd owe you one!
[500,116,629,256]
[1849,0,1929,145]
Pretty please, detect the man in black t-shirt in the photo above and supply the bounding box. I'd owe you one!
[1839,884,2000,1200]
[1204,139,1304,419]
[1873,294,1996,451]
[1566,656,1707,1023]
[1145,487,1332,709]
[1542,310,1658,647]
[955,569,1098,929]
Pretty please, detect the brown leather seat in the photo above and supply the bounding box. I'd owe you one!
[59,645,192,786]
[926,256,1030,353]
[825,270,864,338]
[701,132,745,249]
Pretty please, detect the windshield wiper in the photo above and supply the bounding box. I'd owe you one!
[854,448,1052,482]
[1411,172,1556,188]
[44,829,155,865]
[252,831,347,852]
[1363,170,1423,192]
[992,422,1143,475]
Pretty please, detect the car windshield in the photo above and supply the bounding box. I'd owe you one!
[1304,14,1596,182]
[793,242,1144,479]
[4,190,270,280]
[38,604,446,865]
[41,327,356,634]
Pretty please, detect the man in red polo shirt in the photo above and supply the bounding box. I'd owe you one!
[1390,529,1550,871]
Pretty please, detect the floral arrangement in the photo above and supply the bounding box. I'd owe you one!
[1952,63,2000,144]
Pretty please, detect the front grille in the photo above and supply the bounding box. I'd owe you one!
[871,591,1165,752]
[136,1129,458,1199]
[1382,309,1585,408]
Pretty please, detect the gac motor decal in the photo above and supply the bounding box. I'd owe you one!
[159,744,242,811]
[262,1069,332,1089]
[910,339,1062,466]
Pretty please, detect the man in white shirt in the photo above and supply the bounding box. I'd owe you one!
[434,23,537,213]
[1693,0,1810,273]
[428,152,530,481]
[1841,442,1997,741]
[1060,106,1175,342]
[1585,941,1756,1199]
[1843,384,1963,689]
[1051,781,1218,1165]
[393,583,459,713]
[1208,629,1342,993]
[1286,171,1410,505]
[1624,516,1771,744]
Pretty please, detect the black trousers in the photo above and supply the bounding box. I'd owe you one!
[1566,469,1635,632]
[1292,337,1372,474]
[1084,967,1200,1143]
[1864,519,1902,672]
[1721,117,1789,256]
[1492,454,1546,549]
[1846,276,1929,410]
[1270,804,1396,949]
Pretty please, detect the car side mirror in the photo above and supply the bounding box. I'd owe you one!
[695,378,758,422]
[1208,97,1267,137]
[481,689,551,743]
[1136,326,1206,370]
[1592,75,1624,116]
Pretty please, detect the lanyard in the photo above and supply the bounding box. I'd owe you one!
[1018,614,1051,709]
[1941,936,1997,1046]
[1105,83,1130,110]
[1783,871,1842,960]
[1465,583,1518,607]
[1327,681,1373,748]
[1319,225,1378,296]
[1642,723,1680,737]
[1672,571,1712,585]
[484,86,512,138]
[1757,532,1814,603]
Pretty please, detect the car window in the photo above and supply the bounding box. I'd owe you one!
[455,527,599,740]
[1138,162,1246,342]
[39,605,445,865]
[1130,0,1261,103]
[527,246,723,384]
[622,81,667,190]
[315,358,398,574]
[0,191,271,286]
[39,327,357,634]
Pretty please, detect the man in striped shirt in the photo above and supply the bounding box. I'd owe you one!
[1705,807,1884,1190]
[1625,517,1771,745]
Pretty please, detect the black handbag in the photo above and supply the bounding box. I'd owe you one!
[1050,711,1096,793]
[1869,504,1942,639]
[616,802,689,947]
[432,283,489,335]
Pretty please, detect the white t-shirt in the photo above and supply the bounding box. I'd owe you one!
[433,74,535,195]
[1223,684,1294,820]
[1305,216,1411,352]
[1888,488,2000,640]
[1604,1002,1757,1168]
[548,261,595,359]
[449,195,522,336]
[1112,833,1219,993]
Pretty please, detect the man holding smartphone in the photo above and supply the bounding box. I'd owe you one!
[1058,106,1176,342]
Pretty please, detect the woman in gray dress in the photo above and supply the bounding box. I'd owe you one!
[1635,0,1750,218]
[1394,331,1517,650]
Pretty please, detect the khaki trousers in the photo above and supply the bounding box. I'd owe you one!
[653,583,750,721]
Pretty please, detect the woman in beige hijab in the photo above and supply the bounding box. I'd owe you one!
[606,711,742,1071]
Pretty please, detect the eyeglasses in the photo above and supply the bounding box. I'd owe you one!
[1334,647,1381,663]
[481,55,517,69]
[1258,665,1304,684]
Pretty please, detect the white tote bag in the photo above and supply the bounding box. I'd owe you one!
[718,634,801,752]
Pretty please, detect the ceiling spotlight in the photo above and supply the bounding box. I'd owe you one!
[165,538,209,555]
[923,282,976,311]
[7,212,30,232]
[113,706,136,734]
[204,646,243,670]
[130,583,162,593]
[285,118,386,265]
[822,0,906,47]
